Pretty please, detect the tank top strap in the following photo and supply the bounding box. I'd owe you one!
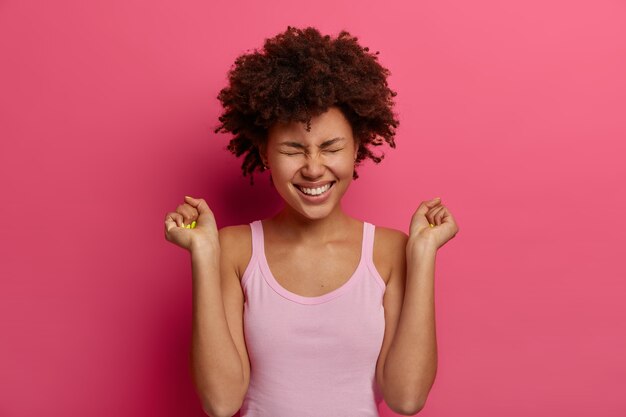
[362,221,375,264]
[362,221,387,294]
[241,220,263,287]
[249,220,263,261]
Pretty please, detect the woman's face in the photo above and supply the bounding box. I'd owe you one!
[262,106,359,220]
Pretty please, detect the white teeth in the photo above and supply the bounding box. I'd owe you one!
[298,182,332,196]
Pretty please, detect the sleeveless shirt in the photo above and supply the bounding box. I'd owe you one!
[239,220,387,417]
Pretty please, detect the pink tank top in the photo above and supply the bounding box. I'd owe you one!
[239,220,387,417]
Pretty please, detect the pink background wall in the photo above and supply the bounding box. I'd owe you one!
[1,0,625,416]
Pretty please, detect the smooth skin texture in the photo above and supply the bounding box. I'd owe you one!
[167,106,460,415]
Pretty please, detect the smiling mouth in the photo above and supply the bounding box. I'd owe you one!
[294,181,336,197]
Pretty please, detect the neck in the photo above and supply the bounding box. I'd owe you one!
[269,202,354,244]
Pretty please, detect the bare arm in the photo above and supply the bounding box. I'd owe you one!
[165,196,249,416]
[381,196,457,413]
[189,243,245,417]
[382,241,438,413]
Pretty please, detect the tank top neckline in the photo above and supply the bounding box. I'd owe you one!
[256,220,368,305]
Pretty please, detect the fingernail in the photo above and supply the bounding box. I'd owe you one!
[191,221,197,228]
[185,196,192,200]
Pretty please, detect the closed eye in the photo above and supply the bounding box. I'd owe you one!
[281,149,342,156]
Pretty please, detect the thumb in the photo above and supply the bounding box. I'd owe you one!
[184,195,210,214]
[415,196,441,216]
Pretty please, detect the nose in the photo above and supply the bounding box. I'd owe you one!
[300,154,327,179]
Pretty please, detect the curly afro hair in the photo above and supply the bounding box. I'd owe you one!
[214,26,400,185]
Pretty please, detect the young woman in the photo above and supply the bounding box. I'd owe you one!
[164,26,459,417]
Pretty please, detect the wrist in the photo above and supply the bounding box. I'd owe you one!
[406,236,437,257]
[190,239,220,260]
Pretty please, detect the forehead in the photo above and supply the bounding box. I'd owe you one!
[267,106,353,144]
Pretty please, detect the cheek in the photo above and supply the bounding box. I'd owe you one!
[334,157,356,174]
[274,160,301,175]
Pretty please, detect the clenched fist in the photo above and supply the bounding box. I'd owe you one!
[164,196,219,253]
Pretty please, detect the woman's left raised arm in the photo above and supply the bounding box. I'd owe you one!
[382,197,459,413]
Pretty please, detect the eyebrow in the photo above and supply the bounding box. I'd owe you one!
[279,137,346,149]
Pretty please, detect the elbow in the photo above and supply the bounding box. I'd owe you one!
[389,367,436,414]
[200,393,242,417]
[381,380,426,415]
[195,373,246,417]
[388,398,425,416]
[201,399,240,417]
[405,398,426,416]
[385,389,427,416]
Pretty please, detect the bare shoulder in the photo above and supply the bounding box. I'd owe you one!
[218,224,253,282]
[372,224,409,285]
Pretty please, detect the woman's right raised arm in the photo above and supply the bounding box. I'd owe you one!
[189,236,249,417]
[164,196,249,417]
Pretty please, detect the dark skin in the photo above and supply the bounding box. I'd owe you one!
[165,105,460,414]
